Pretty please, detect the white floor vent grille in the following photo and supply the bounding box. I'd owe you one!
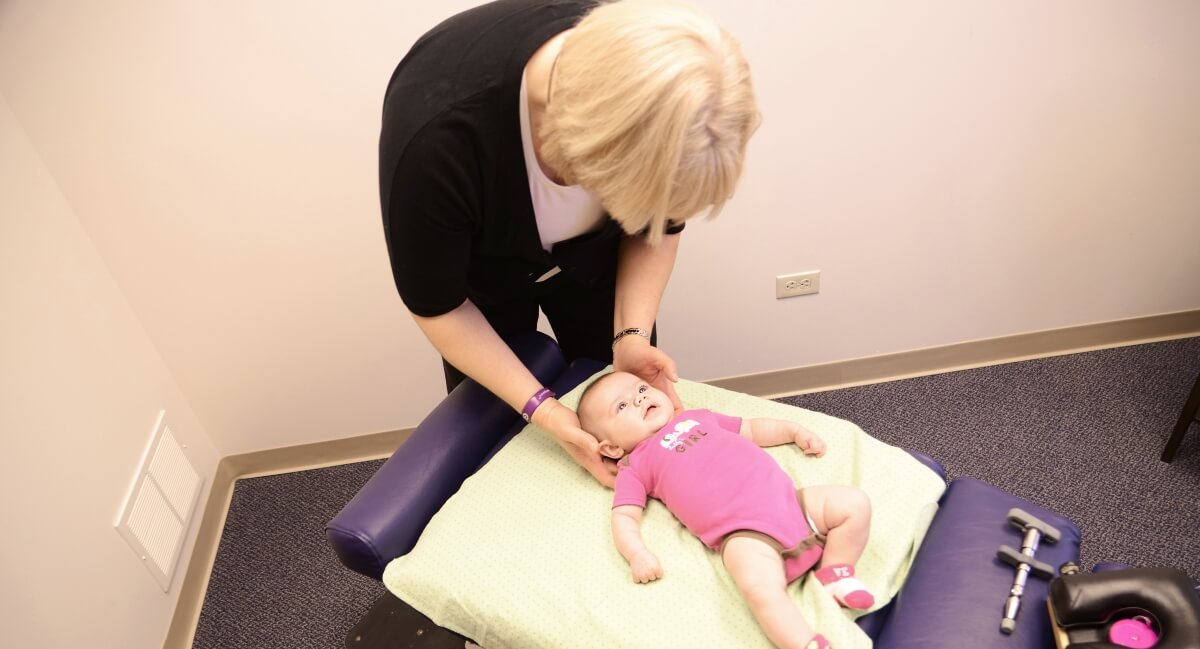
[116,410,203,591]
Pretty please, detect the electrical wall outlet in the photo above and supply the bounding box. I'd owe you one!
[775,270,820,299]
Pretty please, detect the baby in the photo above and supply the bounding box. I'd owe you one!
[577,371,876,649]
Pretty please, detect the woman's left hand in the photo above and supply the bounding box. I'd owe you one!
[613,338,683,411]
[532,397,619,487]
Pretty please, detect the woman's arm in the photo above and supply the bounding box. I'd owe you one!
[612,233,683,408]
[613,232,679,335]
[412,300,544,411]
[412,300,616,486]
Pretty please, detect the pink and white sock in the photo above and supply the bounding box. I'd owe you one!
[803,633,830,649]
[815,564,875,610]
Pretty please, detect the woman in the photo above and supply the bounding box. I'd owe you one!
[380,0,758,486]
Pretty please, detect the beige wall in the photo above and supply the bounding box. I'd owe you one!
[677,1,1200,372]
[1,93,222,643]
[0,95,220,648]
[1,0,1198,486]
[0,0,446,457]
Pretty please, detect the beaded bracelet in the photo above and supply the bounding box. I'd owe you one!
[612,327,651,349]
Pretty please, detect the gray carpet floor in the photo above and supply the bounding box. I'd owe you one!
[192,337,1200,648]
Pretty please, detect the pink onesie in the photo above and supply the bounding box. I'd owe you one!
[613,409,821,581]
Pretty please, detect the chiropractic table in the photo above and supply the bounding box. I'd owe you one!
[327,332,1196,648]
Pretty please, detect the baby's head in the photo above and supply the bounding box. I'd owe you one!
[578,371,676,460]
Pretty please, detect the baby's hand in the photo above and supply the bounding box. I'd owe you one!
[793,426,826,457]
[630,550,663,584]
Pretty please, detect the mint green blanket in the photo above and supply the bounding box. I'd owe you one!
[384,372,946,648]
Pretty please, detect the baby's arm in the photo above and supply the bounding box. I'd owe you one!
[740,417,826,456]
[612,505,663,583]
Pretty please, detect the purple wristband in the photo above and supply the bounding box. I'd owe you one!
[521,388,555,423]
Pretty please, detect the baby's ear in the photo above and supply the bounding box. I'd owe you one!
[597,439,626,460]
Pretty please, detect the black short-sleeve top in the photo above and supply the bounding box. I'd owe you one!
[379,0,681,317]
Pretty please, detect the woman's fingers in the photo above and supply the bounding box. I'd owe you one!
[540,411,617,487]
[566,438,616,487]
[657,377,683,411]
[615,344,683,409]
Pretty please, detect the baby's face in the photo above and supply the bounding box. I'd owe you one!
[581,372,675,453]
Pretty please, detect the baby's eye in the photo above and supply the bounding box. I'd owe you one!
[638,385,647,393]
[618,402,627,411]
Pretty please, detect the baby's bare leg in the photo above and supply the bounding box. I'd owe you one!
[800,485,871,567]
[722,535,822,649]
[801,485,875,609]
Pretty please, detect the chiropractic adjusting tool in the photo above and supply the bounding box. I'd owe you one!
[997,507,1061,634]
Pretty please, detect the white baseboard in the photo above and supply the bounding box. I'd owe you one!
[708,309,1200,399]
[162,428,413,649]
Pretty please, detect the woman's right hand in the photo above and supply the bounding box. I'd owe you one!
[613,337,683,412]
[531,398,618,488]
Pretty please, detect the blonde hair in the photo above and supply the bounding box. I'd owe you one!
[540,0,760,245]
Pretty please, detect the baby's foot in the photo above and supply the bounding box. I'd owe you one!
[815,564,875,610]
[803,633,830,649]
